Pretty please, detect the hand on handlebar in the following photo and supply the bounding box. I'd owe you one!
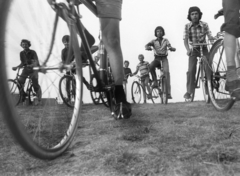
[214,9,223,19]
[12,67,18,71]
[169,47,176,52]
[145,46,152,51]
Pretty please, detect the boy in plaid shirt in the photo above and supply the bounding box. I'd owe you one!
[183,6,215,99]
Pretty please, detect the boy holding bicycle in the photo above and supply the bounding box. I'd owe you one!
[131,54,152,103]
[221,0,240,99]
[183,6,215,99]
[145,26,176,99]
[12,39,42,104]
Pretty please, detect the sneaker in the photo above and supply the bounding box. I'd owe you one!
[168,94,172,99]
[113,102,132,119]
[184,92,191,99]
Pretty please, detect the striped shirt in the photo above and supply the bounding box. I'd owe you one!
[183,21,213,45]
[146,38,171,56]
[136,61,149,76]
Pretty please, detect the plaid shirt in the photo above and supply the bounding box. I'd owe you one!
[146,38,171,56]
[183,21,213,45]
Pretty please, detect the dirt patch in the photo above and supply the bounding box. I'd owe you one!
[1,101,240,175]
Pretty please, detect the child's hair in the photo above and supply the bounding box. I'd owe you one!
[138,54,144,58]
[20,39,31,47]
[124,60,129,64]
[62,35,70,43]
[187,6,202,21]
[155,26,165,37]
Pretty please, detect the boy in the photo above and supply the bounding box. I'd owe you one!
[123,60,132,98]
[183,6,215,99]
[12,39,42,104]
[221,0,240,99]
[131,54,152,103]
[145,26,176,99]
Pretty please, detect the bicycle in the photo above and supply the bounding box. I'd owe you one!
[0,0,117,159]
[205,10,238,111]
[8,67,41,106]
[131,75,162,104]
[184,42,212,103]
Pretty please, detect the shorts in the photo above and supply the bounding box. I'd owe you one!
[221,0,240,38]
[140,74,149,82]
[95,0,122,20]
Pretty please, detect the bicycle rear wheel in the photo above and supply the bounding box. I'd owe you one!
[0,1,83,159]
[8,79,22,106]
[131,81,142,103]
[59,75,76,108]
[207,39,235,111]
[161,76,168,104]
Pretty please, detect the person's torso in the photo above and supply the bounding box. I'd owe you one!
[20,49,37,65]
[187,21,209,44]
[152,38,169,56]
[62,48,74,64]
[137,61,149,76]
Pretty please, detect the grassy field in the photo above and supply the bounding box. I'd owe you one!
[1,101,240,176]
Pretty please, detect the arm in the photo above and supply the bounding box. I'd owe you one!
[166,40,176,52]
[184,38,191,56]
[205,23,215,41]
[145,40,153,50]
[131,66,139,76]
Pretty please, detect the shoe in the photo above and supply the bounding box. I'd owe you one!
[168,94,172,99]
[184,92,191,99]
[113,101,132,119]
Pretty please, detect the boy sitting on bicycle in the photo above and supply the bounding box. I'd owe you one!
[12,39,42,104]
[220,0,240,99]
[183,6,215,99]
[131,54,152,103]
[145,26,176,99]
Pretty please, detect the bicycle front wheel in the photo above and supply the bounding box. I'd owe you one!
[8,79,22,106]
[201,58,210,103]
[59,75,76,108]
[207,39,235,111]
[0,1,83,159]
[131,81,142,103]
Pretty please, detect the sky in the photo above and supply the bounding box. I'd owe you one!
[5,0,224,104]
[80,0,223,103]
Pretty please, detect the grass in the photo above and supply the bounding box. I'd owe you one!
[1,101,240,175]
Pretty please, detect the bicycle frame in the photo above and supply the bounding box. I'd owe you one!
[47,0,109,92]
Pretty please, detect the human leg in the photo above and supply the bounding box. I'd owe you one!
[185,52,198,98]
[222,0,240,97]
[161,57,172,98]
[97,0,131,118]
[149,59,160,87]
[31,71,42,102]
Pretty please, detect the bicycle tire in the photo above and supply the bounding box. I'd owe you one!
[161,76,168,104]
[59,75,76,108]
[0,1,83,159]
[100,91,109,107]
[7,79,22,106]
[151,87,161,103]
[200,58,210,103]
[131,81,142,103]
[207,39,235,111]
